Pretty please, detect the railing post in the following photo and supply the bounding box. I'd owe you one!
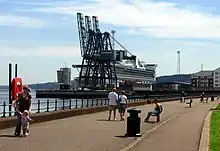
[46,100,49,112]
[105,98,107,105]
[81,98,84,108]
[75,98,78,108]
[2,102,6,117]
[96,98,99,106]
[62,99,65,110]
[91,98,94,107]
[54,99,57,111]
[100,98,103,106]
[86,97,89,107]
[69,99,71,109]
[8,103,12,116]
[37,100,40,113]
[128,98,131,103]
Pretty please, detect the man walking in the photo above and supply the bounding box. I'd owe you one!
[108,88,118,121]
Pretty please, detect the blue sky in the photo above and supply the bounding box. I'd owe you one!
[1,0,220,84]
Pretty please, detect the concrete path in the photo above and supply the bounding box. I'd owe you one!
[0,99,216,151]
[128,101,217,151]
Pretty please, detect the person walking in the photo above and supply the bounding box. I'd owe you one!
[118,90,128,121]
[108,88,118,121]
[16,110,33,137]
[200,92,205,103]
[181,91,185,103]
[13,85,32,136]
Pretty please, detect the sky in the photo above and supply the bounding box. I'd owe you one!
[1,0,220,84]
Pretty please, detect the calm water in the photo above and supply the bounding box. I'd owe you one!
[0,89,36,103]
[0,89,106,117]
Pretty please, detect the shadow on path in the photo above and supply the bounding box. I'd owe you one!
[96,119,122,122]
[0,134,19,138]
[144,121,156,124]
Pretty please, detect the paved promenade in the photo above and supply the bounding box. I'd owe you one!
[129,101,216,151]
[0,99,217,151]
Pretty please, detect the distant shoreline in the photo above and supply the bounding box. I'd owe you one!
[0,82,59,90]
[0,88,8,91]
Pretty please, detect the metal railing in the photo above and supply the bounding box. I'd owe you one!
[0,96,143,118]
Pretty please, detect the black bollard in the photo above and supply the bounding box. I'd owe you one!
[15,64,18,77]
[211,96,214,101]
[8,63,12,116]
[125,108,142,137]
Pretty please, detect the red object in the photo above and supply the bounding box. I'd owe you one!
[12,77,23,100]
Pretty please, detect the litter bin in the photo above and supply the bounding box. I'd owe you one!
[211,96,214,101]
[125,108,142,137]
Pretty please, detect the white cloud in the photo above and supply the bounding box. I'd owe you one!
[0,15,44,28]
[28,0,220,39]
[0,42,80,57]
[0,0,68,6]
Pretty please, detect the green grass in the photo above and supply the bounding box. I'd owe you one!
[210,111,220,151]
[215,104,220,110]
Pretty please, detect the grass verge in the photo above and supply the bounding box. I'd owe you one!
[215,104,220,110]
[210,111,220,151]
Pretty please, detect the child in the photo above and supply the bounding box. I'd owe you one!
[17,110,33,137]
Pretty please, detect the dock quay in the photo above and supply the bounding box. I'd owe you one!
[35,89,220,98]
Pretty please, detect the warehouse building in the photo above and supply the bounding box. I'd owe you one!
[191,70,213,90]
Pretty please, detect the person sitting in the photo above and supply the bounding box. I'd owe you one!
[144,99,163,123]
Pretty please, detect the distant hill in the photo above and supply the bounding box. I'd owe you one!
[156,74,192,84]
[0,85,8,89]
[0,82,59,90]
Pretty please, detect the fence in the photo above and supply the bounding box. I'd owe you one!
[0,96,143,118]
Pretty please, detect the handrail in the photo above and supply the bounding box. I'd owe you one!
[0,96,144,118]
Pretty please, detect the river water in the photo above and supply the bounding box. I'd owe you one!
[0,89,106,117]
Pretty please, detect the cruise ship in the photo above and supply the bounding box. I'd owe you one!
[72,57,157,92]
[115,59,157,91]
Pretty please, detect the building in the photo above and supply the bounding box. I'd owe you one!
[191,70,213,90]
[213,67,220,89]
[57,68,71,89]
[153,74,191,91]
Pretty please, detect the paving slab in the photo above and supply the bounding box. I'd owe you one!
[128,101,217,151]
[0,99,214,151]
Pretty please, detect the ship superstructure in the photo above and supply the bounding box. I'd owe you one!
[72,13,157,91]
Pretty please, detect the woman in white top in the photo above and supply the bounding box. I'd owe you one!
[118,90,128,121]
